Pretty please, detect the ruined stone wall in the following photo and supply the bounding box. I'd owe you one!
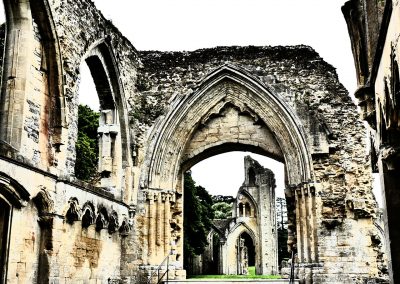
[343,0,399,282]
[47,0,140,175]
[0,0,389,282]
[0,0,141,283]
[135,46,385,282]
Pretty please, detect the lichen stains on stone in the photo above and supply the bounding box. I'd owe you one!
[72,235,102,269]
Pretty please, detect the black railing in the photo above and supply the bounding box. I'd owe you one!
[289,250,295,284]
[147,253,171,284]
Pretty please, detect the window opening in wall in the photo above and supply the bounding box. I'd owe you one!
[183,151,287,277]
[76,52,122,190]
[237,231,255,275]
[245,203,251,217]
[75,62,101,183]
[248,168,256,186]
[0,198,10,283]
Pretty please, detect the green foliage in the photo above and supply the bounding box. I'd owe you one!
[184,171,214,262]
[211,195,235,204]
[74,105,99,181]
[212,202,232,219]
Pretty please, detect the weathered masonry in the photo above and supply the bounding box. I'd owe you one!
[343,0,400,282]
[0,0,389,283]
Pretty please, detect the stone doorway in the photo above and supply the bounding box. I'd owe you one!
[0,198,11,284]
[137,62,381,282]
[237,231,255,275]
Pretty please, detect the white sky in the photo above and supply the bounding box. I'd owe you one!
[90,0,357,198]
[0,1,383,204]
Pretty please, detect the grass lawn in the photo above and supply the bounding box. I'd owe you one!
[188,267,281,279]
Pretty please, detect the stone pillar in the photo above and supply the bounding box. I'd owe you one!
[147,192,155,263]
[97,110,119,187]
[37,216,54,284]
[0,0,33,150]
[164,193,171,256]
[378,152,400,283]
[294,184,318,284]
[156,193,162,248]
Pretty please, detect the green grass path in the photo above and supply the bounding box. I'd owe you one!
[188,267,281,280]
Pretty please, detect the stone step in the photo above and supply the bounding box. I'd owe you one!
[164,280,299,284]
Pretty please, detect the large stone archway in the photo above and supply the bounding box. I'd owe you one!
[138,64,319,279]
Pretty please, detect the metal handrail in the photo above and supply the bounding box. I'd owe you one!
[147,252,171,284]
[289,250,295,284]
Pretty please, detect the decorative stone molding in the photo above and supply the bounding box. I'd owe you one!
[65,197,80,224]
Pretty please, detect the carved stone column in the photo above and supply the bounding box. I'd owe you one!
[164,193,171,255]
[156,193,162,248]
[32,189,55,284]
[147,192,155,263]
[294,183,318,284]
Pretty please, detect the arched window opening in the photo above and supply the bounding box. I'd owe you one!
[76,60,100,184]
[76,48,123,189]
[82,209,93,229]
[237,231,255,274]
[248,168,256,186]
[0,173,29,283]
[0,198,10,283]
[239,202,244,217]
[245,202,251,217]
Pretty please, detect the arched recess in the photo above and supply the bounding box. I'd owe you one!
[235,189,258,218]
[142,64,313,190]
[225,222,258,275]
[0,172,30,283]
[0,0,66,155]
[140,64,316,272]
[79,40,132,194]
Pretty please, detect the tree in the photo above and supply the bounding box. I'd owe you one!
[212,202,232,219]
[184,171,214,271]
[74,105,99,181]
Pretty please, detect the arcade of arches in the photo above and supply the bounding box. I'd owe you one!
[0,0,396,283]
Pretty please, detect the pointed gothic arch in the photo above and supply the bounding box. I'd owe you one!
[142,64,313,191]
[140,64,317,273]
[0,0,66,153]
[78,40,132,192]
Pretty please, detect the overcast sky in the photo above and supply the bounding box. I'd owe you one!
[88,0,357,198]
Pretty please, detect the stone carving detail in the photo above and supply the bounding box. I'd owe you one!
[108,211,119,234]
[66,197,80,224]
[81,202,96,228]
[95,207,109,232]
[33,186,54,216]
[119,218,131,236]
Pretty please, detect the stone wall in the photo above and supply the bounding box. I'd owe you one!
[135,46,386,282]
[0,0,140,283]
[343,0,399,282]
[0,0,389,283]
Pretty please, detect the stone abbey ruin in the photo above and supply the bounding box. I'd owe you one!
[194,156,278,276]
[0,0,398,283]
